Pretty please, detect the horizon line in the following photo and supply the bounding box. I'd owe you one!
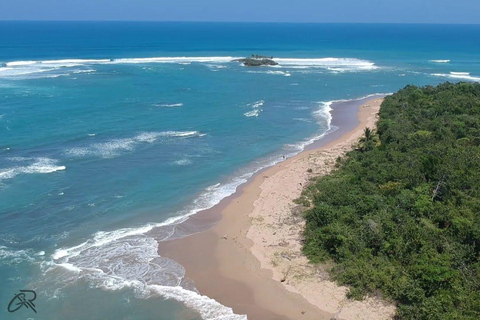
[0,20,479,26]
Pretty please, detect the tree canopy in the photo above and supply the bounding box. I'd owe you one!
[301,82,480,319]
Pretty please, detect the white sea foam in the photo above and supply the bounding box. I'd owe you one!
[275,57,378,71]
[285,93,389,152]
[112,57,237,64]
[250,101,264,109]
[173,158,193,166]
[57,263,83,272]
[0,157,66,182]
[0,59,108,78]
[432,72,480,82]
[43,74,63,79]
[293,117,313,123]
[154,103,183,108]
[430,59,450,63]
[48,212,246,318]
[149,285,247,320]
[39,59,110,65]
[5,60,37,66]
[0,66,56,77]
[164,131,205,137]
[244,109,262,117]
[65,131,204,158]
[1,56,377,79]
[205,64,228,70]
[243,100,264,117]
[72,69,96,74]
[0,246,36,265]
[247,70,291,76]
[285,100,335,151]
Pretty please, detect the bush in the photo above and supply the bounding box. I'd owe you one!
[302,82,480,319]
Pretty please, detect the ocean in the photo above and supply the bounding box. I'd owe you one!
[1,22,479,319]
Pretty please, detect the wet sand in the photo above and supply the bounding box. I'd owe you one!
[159,96,395,320]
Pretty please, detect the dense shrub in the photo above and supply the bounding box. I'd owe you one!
[302,82,480,319]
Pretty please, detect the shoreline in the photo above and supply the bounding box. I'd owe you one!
[159,96,395,319]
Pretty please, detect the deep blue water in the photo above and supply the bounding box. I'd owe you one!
[1,22,479,319]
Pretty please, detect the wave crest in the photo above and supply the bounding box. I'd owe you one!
[0,157,65,182]
[153,103,183,108]
[0,246,36,265]
[275,57,378,72]
[65,131,205,158]
[432,72,480,82]
[49,212,246,319]
[244,100,264,117]
[1,56,378,79]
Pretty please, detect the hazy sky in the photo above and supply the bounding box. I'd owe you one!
[1,0,479,24]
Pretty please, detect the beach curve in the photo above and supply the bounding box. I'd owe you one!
[159,97,396,320]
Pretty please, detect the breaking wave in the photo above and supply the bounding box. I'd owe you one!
[0,246,37,265]
[0,56,378,79]
[432,72,480,82]
[154,103,184,108]
[65,131,205,158]
[173,158,193,166]
[0,157,66,182]
[285,93,389,151]
[243,100,264,117]
[46,172,252,319]
[246,70,291,76]
[244,109,262,117]
[430,60,450,63]
[275,57,378,72]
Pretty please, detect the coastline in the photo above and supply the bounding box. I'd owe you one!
[159,97,395,320]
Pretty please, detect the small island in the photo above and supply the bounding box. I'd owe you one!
[233,54,278,66]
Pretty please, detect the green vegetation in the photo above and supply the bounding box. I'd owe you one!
[301,83,480,319]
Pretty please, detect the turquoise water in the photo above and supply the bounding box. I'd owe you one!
[1,22,480,319]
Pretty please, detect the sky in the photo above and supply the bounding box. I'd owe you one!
[0,0,479,24]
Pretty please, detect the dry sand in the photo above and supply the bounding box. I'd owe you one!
[159,97,396,320]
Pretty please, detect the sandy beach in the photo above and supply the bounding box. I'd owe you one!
[159,97,396,320]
